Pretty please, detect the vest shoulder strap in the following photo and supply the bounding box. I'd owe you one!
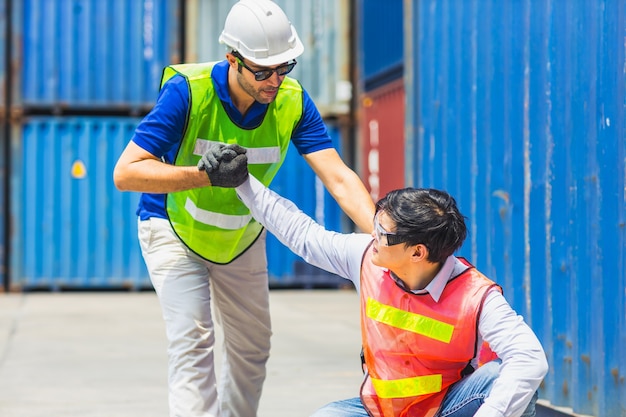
[160,62,217,89]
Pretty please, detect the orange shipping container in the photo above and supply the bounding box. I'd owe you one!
[360,79,405,201]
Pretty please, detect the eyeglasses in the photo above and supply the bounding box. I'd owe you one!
[373,214,406,246]
[233,52,297,81]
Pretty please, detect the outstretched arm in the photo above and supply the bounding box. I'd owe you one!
[303,149,375,233]
[236,176,371,288]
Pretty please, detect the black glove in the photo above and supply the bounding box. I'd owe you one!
[197,143,249,187]
[198,142,246,172]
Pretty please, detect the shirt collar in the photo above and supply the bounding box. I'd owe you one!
[402,256,469,302]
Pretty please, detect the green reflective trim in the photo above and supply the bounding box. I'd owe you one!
[371,374,442,398]
[366,297,454,343]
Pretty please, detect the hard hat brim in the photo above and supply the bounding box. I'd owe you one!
[221,37,304,67]
[247,41,304,66]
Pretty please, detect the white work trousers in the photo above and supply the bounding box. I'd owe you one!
[139,218,272,417]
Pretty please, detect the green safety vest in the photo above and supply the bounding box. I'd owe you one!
[161,62,303,263]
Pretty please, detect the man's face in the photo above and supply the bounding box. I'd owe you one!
[370,211,412,270]
[231,54,295,104]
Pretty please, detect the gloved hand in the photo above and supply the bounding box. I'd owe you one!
[197,142,249,187]
[198,142,246,172]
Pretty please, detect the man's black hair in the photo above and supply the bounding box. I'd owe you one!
[375,188,467,264]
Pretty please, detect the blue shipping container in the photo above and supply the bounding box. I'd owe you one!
[405,1,626,416]
[358,0,404,89]
[15,0,180,109]
[11,117,346,290]
[11,117,150,290]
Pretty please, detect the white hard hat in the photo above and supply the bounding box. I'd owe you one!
[219,0,304,66]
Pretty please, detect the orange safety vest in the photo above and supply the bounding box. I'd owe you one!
[359,247,500,417]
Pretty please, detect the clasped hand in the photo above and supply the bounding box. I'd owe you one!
[197,142,249,187]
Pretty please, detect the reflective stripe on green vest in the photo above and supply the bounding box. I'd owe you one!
[162,62,303,263]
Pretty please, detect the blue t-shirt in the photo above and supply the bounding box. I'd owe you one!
[132,60,333,220]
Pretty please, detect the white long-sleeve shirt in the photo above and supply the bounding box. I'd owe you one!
[236,176,548,417]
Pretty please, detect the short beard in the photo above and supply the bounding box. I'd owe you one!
[237,71,279,104]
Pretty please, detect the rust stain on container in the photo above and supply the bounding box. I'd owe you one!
[610,368,619,384]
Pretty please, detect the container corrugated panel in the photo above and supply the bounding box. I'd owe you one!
[185,0,352,117]
[11,117,150,290]
[360,79,405,201]
[0,117,4,291]
[0,0,6,109]
[405,1,625,416]
[358,0,404,89]
[16,0,180,109]
[0,0,6,290]
[267,124,346,288]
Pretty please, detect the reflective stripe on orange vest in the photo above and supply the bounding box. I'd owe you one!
[370,374,442,399]
[366,297,454,343]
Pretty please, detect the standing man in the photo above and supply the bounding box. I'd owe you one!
[214,152,548,417]
[113,1,374,416]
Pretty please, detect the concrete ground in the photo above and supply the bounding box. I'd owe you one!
[0,290,362,417]
[0,289,576,417]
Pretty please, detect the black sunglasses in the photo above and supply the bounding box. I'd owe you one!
[373,214,407,246]
[232,51,297,81]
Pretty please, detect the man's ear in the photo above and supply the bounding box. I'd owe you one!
[411,244,428,262]
[226,52,238,67]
